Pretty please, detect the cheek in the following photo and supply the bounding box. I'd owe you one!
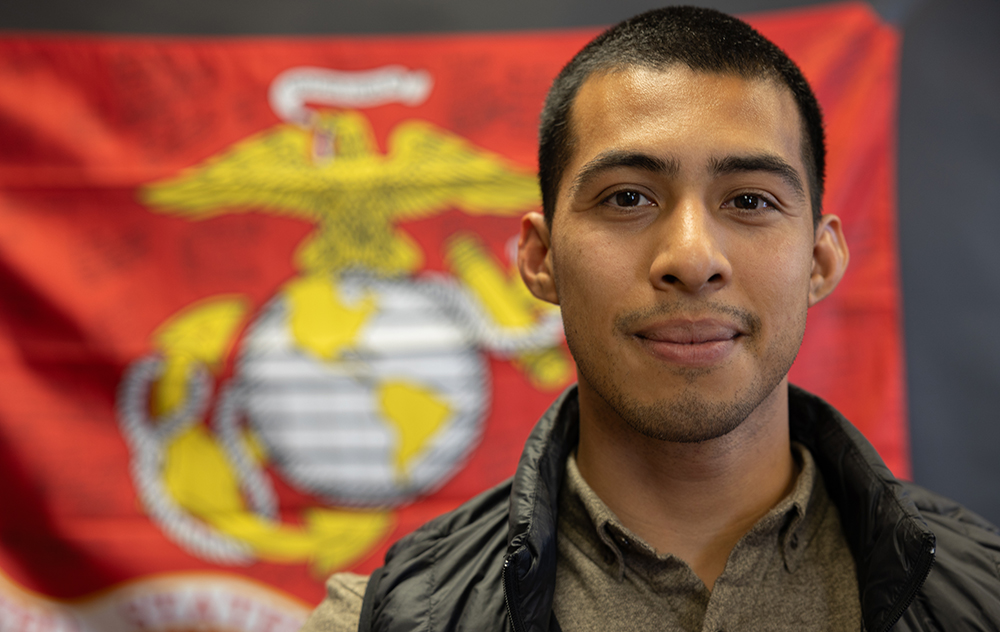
[736,238,814,324]
[553,232,633,307]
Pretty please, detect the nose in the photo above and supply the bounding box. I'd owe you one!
[648,199,732,294]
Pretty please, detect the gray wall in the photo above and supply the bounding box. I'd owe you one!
[3,0,998,525]
[895,0,1000,527]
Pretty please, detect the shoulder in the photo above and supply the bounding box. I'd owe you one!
[786,386,1000,628]
[358,389,577,631]
[383,477,513,565]
[364,479,515,631]
[901,482,1000,629]
[300,572,369,632]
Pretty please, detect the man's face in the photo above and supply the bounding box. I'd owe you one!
[528,65,834,443]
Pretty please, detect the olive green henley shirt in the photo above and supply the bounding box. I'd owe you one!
[553,443,861,631]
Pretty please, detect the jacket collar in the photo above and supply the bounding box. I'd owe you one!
[788,385,936,632]
[504,386,578,632]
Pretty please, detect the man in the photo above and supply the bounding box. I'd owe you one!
[302,7,1000,631]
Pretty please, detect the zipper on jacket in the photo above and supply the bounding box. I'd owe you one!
[875,542,936,632]
[503,553,527,632]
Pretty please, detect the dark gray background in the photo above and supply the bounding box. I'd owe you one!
[2,0,998,525]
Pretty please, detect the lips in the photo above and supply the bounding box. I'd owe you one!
[636,319,742,344]
[632,318,743,366]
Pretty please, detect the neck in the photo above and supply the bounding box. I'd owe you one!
[574,379,797,591]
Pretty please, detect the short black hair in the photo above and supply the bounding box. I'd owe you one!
[538,6,825,225]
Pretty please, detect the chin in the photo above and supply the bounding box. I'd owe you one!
[616,391,758,443]
[595,367,789,444]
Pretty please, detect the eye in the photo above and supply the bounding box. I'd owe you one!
[724,192,778,214]
[603,189,654,208]
[734,193,768,210]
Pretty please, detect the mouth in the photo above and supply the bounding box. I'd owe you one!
[632,318,744,366]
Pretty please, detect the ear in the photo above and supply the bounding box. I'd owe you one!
[808,214,849,306]
[517,212,559,305]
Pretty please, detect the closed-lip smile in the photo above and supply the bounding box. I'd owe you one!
[632,318,744,366]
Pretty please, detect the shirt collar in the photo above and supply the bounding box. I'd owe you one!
[558,442,827,581]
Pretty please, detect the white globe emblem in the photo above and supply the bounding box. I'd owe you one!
[237,273,560,508]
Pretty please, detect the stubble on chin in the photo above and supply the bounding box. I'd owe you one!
[566,301,803,444]
[599,377,775,443]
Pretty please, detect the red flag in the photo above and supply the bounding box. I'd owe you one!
[0,3,902,629]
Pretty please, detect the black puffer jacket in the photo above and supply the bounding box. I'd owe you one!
[359,386,1000,631]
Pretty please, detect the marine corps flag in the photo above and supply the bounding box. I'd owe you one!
[0,3,902,630]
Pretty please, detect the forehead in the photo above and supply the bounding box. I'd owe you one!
[562,65,806,194]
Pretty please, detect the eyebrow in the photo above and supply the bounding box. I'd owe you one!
[709,154,806,199]
[568,150,680,197]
